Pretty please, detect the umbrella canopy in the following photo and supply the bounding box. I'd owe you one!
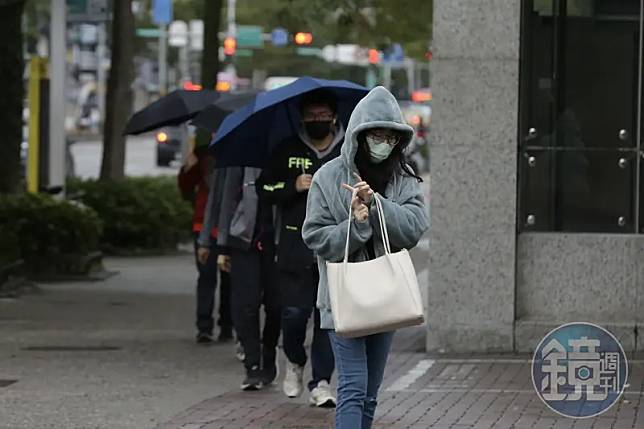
[191,91,259,134]
[123,89,219,135]
[209,76,368,167]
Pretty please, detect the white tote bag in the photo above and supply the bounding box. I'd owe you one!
[326,192,425,338]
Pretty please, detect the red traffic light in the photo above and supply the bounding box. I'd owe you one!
[223,37,236,56]
[182,81,203,91]
[368,49,380,64]
[294,32,313,45]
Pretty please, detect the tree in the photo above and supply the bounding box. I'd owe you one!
[287,0,433,60]
[194,0,223,148]
[0,0,25,193]
[100,0,135,181]
[200,0,223,90]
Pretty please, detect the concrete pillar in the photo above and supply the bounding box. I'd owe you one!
[427,1,521,352]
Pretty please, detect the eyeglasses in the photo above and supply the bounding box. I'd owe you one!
[366,130,401,146]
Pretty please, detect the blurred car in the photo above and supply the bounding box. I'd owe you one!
[155,126,185,166]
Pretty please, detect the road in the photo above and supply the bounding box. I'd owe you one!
[70,135,180,179]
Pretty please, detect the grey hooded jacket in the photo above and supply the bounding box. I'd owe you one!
[301,86,429,330]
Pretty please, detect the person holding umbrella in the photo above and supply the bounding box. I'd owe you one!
[199,77,369,392]
[177,145,233,343]
[256,89,340,407]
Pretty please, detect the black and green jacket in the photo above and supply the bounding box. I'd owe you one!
[257,125,344,272]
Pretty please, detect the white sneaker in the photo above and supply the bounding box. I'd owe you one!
[282,361,304,398]
[309,380,336,408]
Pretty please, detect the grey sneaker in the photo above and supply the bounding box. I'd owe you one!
[196,332,214,344]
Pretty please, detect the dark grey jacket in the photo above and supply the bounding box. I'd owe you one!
[198,167,263,251]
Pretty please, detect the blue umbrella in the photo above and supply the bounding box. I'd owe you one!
[209,76,369,167]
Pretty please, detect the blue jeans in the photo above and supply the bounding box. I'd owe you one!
[282,306,335,391]
[328,331,394,429]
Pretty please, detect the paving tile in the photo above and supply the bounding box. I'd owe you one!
[157,351,644,429]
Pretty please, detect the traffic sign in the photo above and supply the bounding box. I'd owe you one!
[296,47,322,57]
[67,0,110,22]
[237,25,263,48]
[136,28,161,38]
[383,43,404,63]
[189,20,204,51]
[153,0,173,25]
[271,27,288,47]
[168,20,188,47]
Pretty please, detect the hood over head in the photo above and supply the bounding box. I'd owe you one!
[340,86,414,169]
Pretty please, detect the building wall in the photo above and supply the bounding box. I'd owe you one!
[427,0,521,352]
[515,234,644,353]
[428,1,644,353]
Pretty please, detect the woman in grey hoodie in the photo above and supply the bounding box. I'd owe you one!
[302,87,429,429]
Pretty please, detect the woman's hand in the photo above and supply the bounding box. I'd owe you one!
[352,194,369,222]
[350,172,374,205]
[342,183,370,223]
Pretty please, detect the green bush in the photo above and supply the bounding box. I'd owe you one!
[68,176,192,252]
[0,193,102,268]
[0,224,20,266]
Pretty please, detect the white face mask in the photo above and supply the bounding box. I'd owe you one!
[366,135,394,163]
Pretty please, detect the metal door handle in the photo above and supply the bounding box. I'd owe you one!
[619,129,629,140]
[527,128,538,140]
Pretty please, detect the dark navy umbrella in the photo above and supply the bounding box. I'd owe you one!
[123,89,219,135]
[191,91,259,134]
[209,77,368,167]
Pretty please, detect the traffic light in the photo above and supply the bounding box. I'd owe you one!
[368,49,380,64]
[294,32,313,45]
[223,37,236,56]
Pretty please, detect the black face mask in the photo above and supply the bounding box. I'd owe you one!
[304,121,333,140]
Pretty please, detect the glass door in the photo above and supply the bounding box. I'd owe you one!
[519,0,643,233]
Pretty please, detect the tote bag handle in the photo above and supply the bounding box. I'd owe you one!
[343,190,391,264]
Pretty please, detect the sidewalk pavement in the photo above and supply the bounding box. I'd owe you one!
[2,239,642,428]
[156,330,644,429]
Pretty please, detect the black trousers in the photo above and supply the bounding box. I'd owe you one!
[194,235,232,334]
[230,246,281,370]
[280,266,334,390]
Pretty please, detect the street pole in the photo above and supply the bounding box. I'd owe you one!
[383,63,392,90]
[227,0,236,38]
[96,22,107,131]
[405,58,415,96]
[226,0,237,85]
[49,0,66,194]
[158,22,168,95]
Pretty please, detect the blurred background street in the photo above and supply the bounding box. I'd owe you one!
[3,0,644,428]
[70,135,179,179]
